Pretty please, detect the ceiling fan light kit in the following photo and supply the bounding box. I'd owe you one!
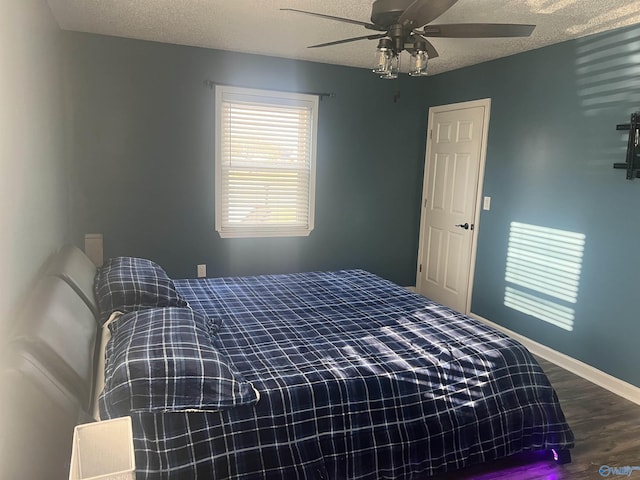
[282,0,535,79]
[373,38,399,79]
[408,38,429,76]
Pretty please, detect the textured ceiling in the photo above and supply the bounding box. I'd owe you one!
[47,0,640,75]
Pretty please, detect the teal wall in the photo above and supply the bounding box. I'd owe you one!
[405,25,640,387]
[65,25,640,387]
[0,0,71,336]
[65,33,425,286]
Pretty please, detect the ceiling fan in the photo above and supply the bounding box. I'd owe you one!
[282,0,535,78]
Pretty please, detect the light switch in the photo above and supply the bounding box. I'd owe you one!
[483,196,491,211]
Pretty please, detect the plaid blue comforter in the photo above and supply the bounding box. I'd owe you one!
[121,270,573,479]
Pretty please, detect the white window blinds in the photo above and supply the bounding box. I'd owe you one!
[215,86,318,238]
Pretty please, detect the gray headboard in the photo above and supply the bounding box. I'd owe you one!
[0,245,99,480]
[46,244,99,317]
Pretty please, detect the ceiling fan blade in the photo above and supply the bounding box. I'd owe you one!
[308,34,386,49]
[398,0,459,29]
[421,23,536,38]
[414,35,440,59]
[280,8,384,31]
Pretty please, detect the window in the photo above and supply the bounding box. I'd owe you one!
[215,85,318,238]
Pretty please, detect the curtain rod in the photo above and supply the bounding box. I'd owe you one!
[203,80,335,100]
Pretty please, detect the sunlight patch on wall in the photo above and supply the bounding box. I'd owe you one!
[504,222,585,331]
[576,26,640,116]
[504,287,576,331]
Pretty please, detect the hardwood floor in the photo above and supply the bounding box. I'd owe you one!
[433,356,640,479]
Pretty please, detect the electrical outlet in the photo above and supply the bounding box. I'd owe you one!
[197,264,207,278]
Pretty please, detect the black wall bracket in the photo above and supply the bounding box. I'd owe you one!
[614,112,640,179]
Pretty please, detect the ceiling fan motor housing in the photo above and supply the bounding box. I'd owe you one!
[371,0,415,27]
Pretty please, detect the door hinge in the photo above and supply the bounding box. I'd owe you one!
[429,129,432,140]
[419,264,422,273]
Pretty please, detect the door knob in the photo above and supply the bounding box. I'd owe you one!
[455,223,470,230]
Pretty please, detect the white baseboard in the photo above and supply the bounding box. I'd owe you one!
[469,312,640,406]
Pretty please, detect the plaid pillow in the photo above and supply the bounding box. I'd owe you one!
[94,257,188,323]
[99,307,258,417]
[99,256,168,276]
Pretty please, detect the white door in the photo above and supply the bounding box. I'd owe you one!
[416,99,490,313]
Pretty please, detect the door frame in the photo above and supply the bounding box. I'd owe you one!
[416,98,492,314]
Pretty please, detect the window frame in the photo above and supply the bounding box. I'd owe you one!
[214,85,319,238]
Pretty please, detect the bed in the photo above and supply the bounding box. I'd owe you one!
[95,257,574,479]
[0,246,574,480]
